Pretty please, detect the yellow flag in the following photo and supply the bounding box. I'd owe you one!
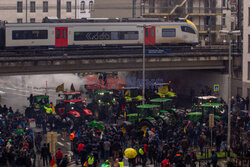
[56,83,64,92]
[52,103,56,115]
[125,90,131,96]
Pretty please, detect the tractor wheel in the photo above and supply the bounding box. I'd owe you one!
[62,114,76,131]
[139,120,153,134]
[121,122,132,135]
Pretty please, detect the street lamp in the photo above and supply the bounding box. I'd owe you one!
[138,24,151,105]
[219,29,241,154]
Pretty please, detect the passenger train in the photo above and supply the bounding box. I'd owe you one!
[0,18,199,49]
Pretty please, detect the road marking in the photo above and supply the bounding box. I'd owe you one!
[57,142,64,146]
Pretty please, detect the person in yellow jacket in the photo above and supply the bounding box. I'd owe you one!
[87,153,95,167]
[44,106,52,114]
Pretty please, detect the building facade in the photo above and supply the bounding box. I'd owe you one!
[143,0,238,43]
[0,0,94,23]
[91,0,140,18]
[242,0,250,98]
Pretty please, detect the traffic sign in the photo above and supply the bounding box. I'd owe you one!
[213,84,219,92]
[209,114,214,128]
[29,119,36,128]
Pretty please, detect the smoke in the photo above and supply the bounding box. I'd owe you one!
[0,74,87,111]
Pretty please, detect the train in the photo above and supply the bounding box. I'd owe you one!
[0,18,199,49]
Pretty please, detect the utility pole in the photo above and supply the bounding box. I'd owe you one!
[220,30,241,156]
[142,25,145,105]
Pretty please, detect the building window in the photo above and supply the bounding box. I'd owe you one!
[43,1,48,12]
[222,0,226,7]
[249,35,250,53]
[17,19,23,23]
[89,1,94,11]
[66,1,71,12]
[80,1,85,13]
[249,8,250,25]
[30,18,35,23]
[17,1,23,13]
[30,1,36,12]
[222,14,226,26]
[248,62,250,80]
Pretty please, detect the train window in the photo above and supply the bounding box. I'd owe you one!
[181,26,196,34]
[56,29,60,39]
[74,31,138,41]
[162,29,176,37]
[63,29,67,39]
[12,30,48,40]
[122,31,138,40]
[111,32,119,40]
[151,28,155,37]
[145,28,149,37]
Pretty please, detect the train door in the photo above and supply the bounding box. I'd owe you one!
[55,27,68,47]
[144,26,155,45]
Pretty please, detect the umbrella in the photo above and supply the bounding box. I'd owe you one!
[124,148,137,159]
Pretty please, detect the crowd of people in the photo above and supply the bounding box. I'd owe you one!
[0,92,249,167]
[0,104,37,167]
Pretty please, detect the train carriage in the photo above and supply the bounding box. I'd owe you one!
[4,19,199,49]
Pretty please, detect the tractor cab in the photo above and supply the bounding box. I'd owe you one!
[150,98,176,114]
[191,96,219,112]
[122,104,167,135]
[25,95,51,118]
[64,92,82,100]
[33,95,50,109]
[57,99,92,117]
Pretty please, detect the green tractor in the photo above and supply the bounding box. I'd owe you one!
[25,95,51,118]
[150,98,179,124]
[121,104,168,135]
[150,98,176,114]
[191,96,219,112]
[187,103,225,123]
[87,89,119,121]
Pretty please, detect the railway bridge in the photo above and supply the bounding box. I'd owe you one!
[0,45,242,75]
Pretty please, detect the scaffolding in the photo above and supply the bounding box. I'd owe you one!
[143,0,224,40]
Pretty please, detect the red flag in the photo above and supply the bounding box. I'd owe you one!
[50,156,56,167]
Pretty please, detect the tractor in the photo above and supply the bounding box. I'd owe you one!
[25,95,51,118]
[191,96,219,112]
[186,103,225,124]
[121,104,168,136]
[87,89,119,121]
[55,92,92,130]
